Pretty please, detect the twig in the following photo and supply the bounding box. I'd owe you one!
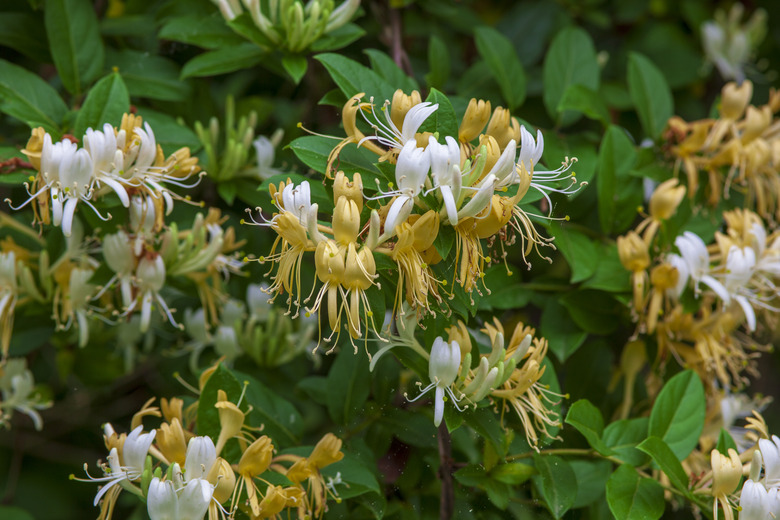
[437,422,454,520]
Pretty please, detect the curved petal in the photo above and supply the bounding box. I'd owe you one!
[147,478,179,520]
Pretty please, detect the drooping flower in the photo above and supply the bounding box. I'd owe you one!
[407,337,463,427]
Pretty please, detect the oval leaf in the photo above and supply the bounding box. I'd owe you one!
[627,53,673,140]
[606,464,665,520]
[74,72,130,139]
[648,370,706,460]
[474,26,526,109]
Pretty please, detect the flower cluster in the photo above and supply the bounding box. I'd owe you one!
[212,0,360,53]
[1,116,244,362]
[76,373,344,520]
[388,310,561,448]
[665,80,780,221]
[250,90,582,346]
[620,206,779,391]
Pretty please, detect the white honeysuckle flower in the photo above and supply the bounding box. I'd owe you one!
[760,435,780,487]
[184,436,217,481]
[665,253,691,298]
[100,230,136,308]
[147,467,214,520]
[0,358,51,431]
[88,425,156,506]
[56,147,106,238]
[247,283,271,321]
[428,135,463,225]
[83,123,130,208]
[458,174,497,221]
[253,135,282,180]
[518,126,544,174]
[407,337,464,427]
[281,181,312,228]
[752,223,780,277]
[133,254,178,332]
[740,479,770,520]
[129,196,157,235]
[674,231,730,302]
[0,252,18,344]
[359,100,438,151]
[377,141,431,241]
[724,245,758,331]
[214,326,241,360]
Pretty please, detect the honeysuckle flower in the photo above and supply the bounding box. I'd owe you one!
[358,100,438,152]
[759,435,780,487]
[408,337,463,427]
[740,479,770,520]
[184,436,217,481]
[86,425,157,506]
[459,98,492,143]
[0,357,51,430]
[133,254,177,332]
[253,135,283,180]
[671,231,730,302]
[710,448,742,520]
[723,245,758,331]
[0,251,18,357]
[147,475,213,520]
[701,4,766,82]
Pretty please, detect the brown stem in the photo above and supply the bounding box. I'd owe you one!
[437,422,454,520]
[388,5,413,77]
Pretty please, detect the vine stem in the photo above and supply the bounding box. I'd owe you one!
[438,422,454,520]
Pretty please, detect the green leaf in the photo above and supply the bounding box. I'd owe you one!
[550,221,599,283]
[310,23,365,51]
[0,13,50,62]
[433,224,456,260]
[326,347,371,425]
[637,436,691,495]
[542,27,600,126]
[454,464,488,487]
[0,59,68,136]
[74,72,129,139]
[282,54,308,84]
[197,364,243,459]
[135,109,201,156]
[0,506,34,520]
[559,290,623,334]
[418,88,458,140]
[106,49,191,102]
[465,407,506,456]
[474,26,526,109]
[534,454,577,519]
[490,462,535,485]
[225,12,276,49]
[233,370,303,448]
[602,417,649,466]
[159,13,245,50]
[288,135,381,184]
[479,265,532,311]
[557,84,610,126]
[364,49,419,93]
[44,0,104,95]
[597,125,637,234]
[606,464,665,520]
[582,242,632,293]
[425,35,450,90]
[181,44,266,78]
[565,400,614,455]
[716,428,738,455]
[315,53,395,102]
[541,298,587,362]
[321,451,381,499]
[570,459,612,508]
[648,370,705,460]
[627,53,673,140]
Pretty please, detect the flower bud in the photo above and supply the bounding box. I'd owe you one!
[22,127,47,170]
[446,321,472,356]
[721,80,753,120]
[136,254,166,292]
[617,232,650,272]
[390,89,422,131]
[486,107,520,149]
[459,98,492,143]
[333,196,361,245]
[333,171,364,213]
[206,457,236,504]
[157,418,187,466]
[477,134,501,180]
[649,179,686,221]
[711,448,743,497]
[308,433,344,470]
[214,390,245,456]
[255,485,287,518]
[238,435,274,477]
[315,239,345,284]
